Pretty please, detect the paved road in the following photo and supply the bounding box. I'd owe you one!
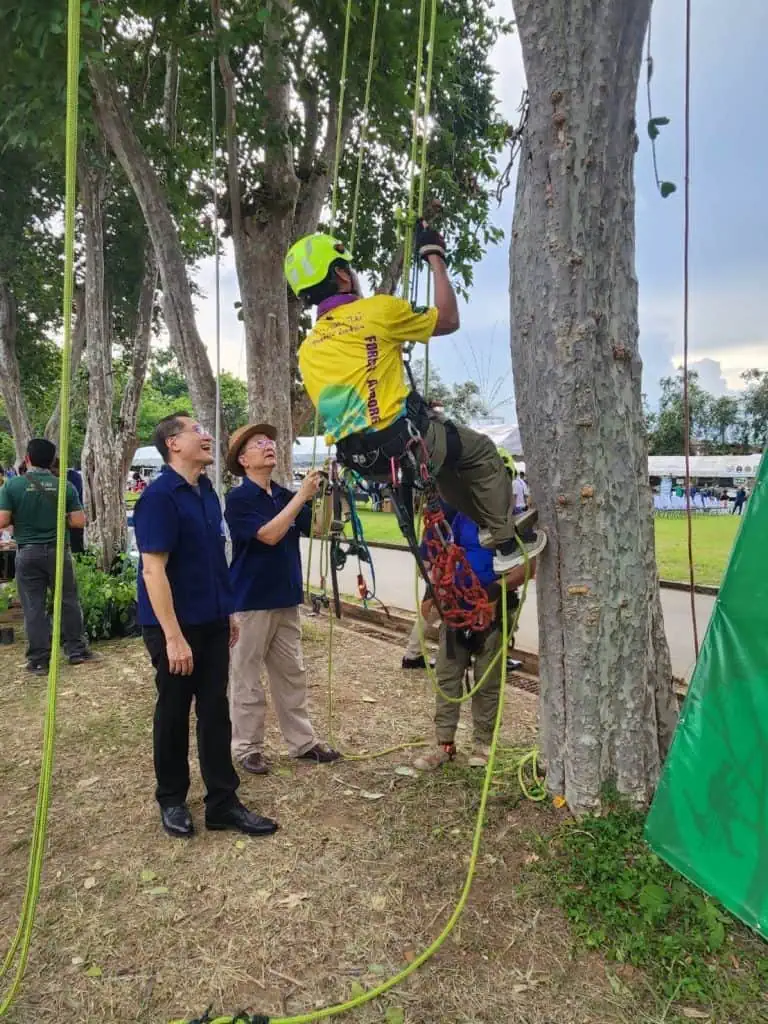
[302,539,713,681]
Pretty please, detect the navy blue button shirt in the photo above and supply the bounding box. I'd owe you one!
[134,466,233,627]
[225,478,312,612]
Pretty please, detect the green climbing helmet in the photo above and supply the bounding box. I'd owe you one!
[284,233,353,298]
[497,446,516,475]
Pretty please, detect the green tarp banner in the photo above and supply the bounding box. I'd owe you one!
[646,451,768,938]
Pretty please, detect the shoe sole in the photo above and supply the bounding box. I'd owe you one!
[162,826,194,838]
[204,822,279,836]
[479,508,538,550]
[493,529,548,573]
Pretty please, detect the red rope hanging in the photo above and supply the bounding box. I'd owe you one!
[422,505,495,633]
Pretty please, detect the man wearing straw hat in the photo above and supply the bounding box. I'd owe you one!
[225,423,341,776]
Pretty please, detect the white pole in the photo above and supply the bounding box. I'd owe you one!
[211,58,222,500]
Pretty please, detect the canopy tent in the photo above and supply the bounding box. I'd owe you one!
[649,454,764,479]
[131,445,163,469]
[469,422,523,455]
[292,436,336,469]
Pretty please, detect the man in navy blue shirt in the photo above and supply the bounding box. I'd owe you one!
[225,424,341,775]
[134,412,278,839]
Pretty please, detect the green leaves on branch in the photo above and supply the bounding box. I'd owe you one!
[647,116,670,141]
[646,117,676,198]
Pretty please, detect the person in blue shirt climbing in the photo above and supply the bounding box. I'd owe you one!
[413,511,538,771]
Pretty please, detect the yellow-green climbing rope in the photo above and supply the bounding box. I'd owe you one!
[0,0,82,1015]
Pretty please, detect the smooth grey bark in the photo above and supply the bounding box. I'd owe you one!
[0,277,32,463]
[45,286,87,444]
[509,0,678,814]
[88,60,225,453]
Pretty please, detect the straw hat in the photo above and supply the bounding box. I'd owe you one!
[226,423,277,477]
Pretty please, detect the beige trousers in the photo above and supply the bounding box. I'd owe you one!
[229,607,317,760]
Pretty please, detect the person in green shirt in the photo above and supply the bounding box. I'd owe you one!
[0,438,94,675]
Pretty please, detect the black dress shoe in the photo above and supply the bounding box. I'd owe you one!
[205,802,279,836]
[26,662,48,676]
[161,804,194,838]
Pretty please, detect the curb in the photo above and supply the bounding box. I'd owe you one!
[362,541,721,596]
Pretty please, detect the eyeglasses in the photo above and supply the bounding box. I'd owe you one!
[170,424,211,439]
[244,438,277,452]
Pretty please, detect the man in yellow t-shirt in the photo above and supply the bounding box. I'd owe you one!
[286,224,546,574]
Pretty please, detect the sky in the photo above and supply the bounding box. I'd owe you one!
[192,0,767,419]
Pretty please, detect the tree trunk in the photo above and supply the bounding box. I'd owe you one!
[80,152,126,569]
[0,278,33,464]
[45,286,87,444]
[509,0,678,814]
[118,241,158,481]
[88,61,224,452]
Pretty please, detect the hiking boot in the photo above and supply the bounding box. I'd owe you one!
[468,743,491,768]
[413,742,456,771]
[26,661,48,677]
[493,529,548,575]
[479,508,538,550]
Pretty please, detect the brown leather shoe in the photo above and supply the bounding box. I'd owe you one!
[241,752,270,775]
[296,743,342,764]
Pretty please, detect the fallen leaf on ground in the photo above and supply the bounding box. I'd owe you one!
[361,696,377,703]
[349,981,365,998]
[370,894,387,911]
[83,877,96,890]
[71,956,85,966]
[385,1009,405,1024]
[85,965,103,978]
[680,1011,710,1020]
[147,886,169,897]
[140,869,157,883]
[394,766,418,778]
[77,776,99,790]
[234,840,246,850]
[359,791,385,801]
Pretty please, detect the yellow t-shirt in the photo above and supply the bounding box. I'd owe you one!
[298,295,439,444]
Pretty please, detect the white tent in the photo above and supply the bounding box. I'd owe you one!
[131,445,163,469]
[649,454,763,479]
[469,422,523,455]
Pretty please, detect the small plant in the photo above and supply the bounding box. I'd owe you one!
[71,552,139,642]
[535,805,768,1014]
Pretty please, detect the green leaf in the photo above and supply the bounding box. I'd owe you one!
[140,869,157,883]
[85,965,103,978]
[385,1008,405,1024]
[349,981,366,998]
[615,879,636,901]
[638,882,670,915]
[147,886,169,896]
[659,181,677,198]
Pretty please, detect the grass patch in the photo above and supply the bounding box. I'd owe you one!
[536,805,768,1019]
[653,515,740,587]
[357,510,741,586]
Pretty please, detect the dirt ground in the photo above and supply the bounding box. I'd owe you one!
[0,615,652,1024]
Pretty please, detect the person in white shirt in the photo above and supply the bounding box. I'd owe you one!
[512,471,529,514]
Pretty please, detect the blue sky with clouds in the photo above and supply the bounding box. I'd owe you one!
[195,0,766,418]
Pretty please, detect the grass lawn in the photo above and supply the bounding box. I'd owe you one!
[357,509,742,587]
[2,619,765,1023]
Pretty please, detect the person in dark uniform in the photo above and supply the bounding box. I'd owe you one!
[133,411,279,840]
[0,438,93,674]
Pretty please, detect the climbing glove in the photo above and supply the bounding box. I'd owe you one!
[415,219,447,264]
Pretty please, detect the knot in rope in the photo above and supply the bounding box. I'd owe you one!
[423,506,494,633]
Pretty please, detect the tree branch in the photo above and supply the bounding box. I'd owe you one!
[118,239,158,477]
[0,276,32,462]
[211,0,243,242]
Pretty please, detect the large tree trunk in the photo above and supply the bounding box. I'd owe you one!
[80,153,126,569]
[118,241,158,481]
[45,286,87,444]
[0,278,33,463]
[87,61,224,451]
[215,0,349,477]
[509,0,678,815]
